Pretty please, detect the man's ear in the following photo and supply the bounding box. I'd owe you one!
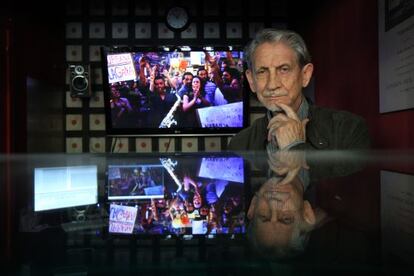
[247,195,258,220]
[245,69,257,93]
[301,63,314,88]
[302,200,316,226]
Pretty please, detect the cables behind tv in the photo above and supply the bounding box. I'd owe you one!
[163,138,173,152]
[111,137,118,153]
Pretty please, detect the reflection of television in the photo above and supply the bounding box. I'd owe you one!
[101,46,249,136]
[199,157,244,183]
[34,166,98,211]
[107,165,165,200]
[107,153,246,236]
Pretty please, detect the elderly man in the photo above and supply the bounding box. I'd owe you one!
[228,29,370,151]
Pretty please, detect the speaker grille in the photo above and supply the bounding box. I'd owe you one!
[69,64,91,97]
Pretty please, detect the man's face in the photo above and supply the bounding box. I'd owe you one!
[208,68,215,80]
[193,193,202,208]
[237,60,244,71]
[154,78,166,93]
[111,86,120,97]
[198,69,208,81]
[200,207,209,216]
[246,42,313,112]
[185,201,194,213]
[247,177,309,247]
[183,74,193,87]
[222,71,232,84]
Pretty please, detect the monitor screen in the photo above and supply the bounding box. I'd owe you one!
[107,164,165,200]
[101,46,249,136]
[107,153,246,235]
[34,166,98,212]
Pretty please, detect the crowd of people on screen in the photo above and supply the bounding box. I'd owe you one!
[110,51,244,128]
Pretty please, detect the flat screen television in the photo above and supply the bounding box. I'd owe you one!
[34,165,98,212]
[101,46,249,136]
[106,153,246,236]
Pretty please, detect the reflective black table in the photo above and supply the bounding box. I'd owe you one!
[1,150,413,275]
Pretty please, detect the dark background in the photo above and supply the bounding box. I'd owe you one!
[1,0,414,271]
[1,0,413,153]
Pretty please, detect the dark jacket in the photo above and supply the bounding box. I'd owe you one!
[228,105,370,151]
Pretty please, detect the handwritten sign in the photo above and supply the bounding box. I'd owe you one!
[107,53,137,84]
[108,204,137,234]
[198,157,244,183]
[196,101,243,128]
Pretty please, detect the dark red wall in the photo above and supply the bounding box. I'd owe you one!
[0,4,65,153]
[292,0,414,149]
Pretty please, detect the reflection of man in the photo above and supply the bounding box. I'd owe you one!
[247,151,316,259]
[228,28,370,151]
[246,150,372,260]
[247,175,316,259]
[247,151,315,259]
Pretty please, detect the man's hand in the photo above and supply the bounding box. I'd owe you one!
[267,103,309,150]
[267,150,309,185]
[139,57,147,67]
[149,66,157,81]
[162,69,169,78]
[183,175,197,191]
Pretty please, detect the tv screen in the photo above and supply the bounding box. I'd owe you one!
[106,153,246,235]
[107,164,165,200]
[34,166,98,212]
[101,46,249,136]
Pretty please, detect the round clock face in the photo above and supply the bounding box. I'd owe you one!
[166,6,189,31]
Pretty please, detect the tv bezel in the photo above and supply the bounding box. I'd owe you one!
[100,45,250,137]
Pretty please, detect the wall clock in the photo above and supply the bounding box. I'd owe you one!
[165,6,190,32]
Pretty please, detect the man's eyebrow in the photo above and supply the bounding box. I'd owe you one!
[278,214,295,225]
[279,219,295,225]
[255,63,291,71]
[254,66,269,71]
[276,63,290,69]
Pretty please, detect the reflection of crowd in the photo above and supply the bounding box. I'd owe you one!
[109,167,162,197]
[128,172,244,235]
[109,51,244,128]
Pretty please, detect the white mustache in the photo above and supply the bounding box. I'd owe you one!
[263,90,287,97]
[263,191,290,201]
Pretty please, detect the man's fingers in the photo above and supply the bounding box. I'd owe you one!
[277,103,300,120]
[267,114,288,130]
[274,113,289,121]
[278,167,300,186]
[274,166,290,176]
[302,118,309,128]
[268,117,285,128]
[267,122,284,141]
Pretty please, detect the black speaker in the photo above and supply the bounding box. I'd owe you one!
[69,64,91,98]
